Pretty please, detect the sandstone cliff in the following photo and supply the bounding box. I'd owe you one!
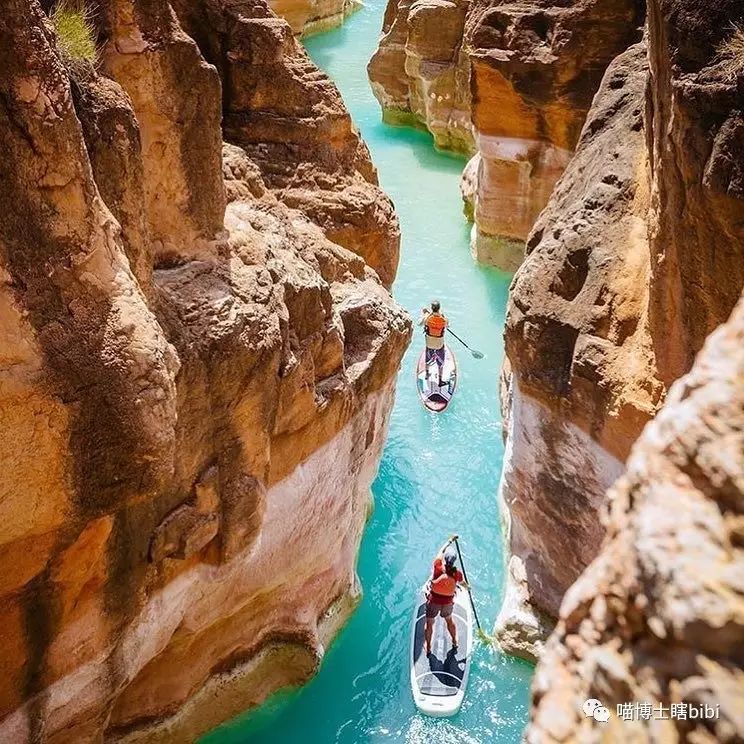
[496,0,744,663]
[368,0,644,269]
[527,293,744,743]
[268,0,361,36]
[0,1,410,741]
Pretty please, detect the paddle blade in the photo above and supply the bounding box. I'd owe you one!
[471,349,485,359]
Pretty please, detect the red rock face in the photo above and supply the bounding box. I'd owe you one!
[465,0,644,262]
[527,294,744,743]
[0,0,409,739]
[497,45,653,657]
[368,0,473,153]
[497,0,744,666]
[268,0,362,35]
[369,0,645,268]
[171,0,401,287]
[645,0,744,387]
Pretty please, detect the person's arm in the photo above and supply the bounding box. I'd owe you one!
[418,309,429,327]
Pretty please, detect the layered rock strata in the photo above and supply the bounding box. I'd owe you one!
[497,0,744,663]
[527,294,744,743]
[369,0,644,268]
[0,1,410,741]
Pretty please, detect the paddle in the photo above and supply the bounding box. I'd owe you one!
[447,329,485,359]
[452,535,494,646]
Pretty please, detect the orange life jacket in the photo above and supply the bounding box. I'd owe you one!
[425,313,447,338]
[430,572,457,599]
[428,558,462,604]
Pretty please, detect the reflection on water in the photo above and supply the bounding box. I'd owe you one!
[203,1,533,741]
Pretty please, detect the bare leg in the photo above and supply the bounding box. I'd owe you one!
[446,616,457,648]
[437,360,443,387]
[425,617,434,654]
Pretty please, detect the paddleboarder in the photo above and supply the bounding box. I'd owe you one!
[424,539,468,655]
[418,301,448,387]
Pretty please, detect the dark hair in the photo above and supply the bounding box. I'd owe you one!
[443,549,457,575]
[431,300,441,312]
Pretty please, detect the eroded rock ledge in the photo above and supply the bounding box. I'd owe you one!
[496,0,744,666]
[368,0,644,269]
[0,1,410,740]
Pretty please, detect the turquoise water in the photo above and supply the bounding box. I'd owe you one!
[204,2,533,741]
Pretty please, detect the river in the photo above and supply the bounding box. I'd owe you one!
[203,1,533,741]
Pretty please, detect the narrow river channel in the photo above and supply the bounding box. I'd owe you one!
[204,2,534,740]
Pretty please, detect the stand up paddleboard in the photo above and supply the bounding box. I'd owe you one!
[410,585,473,717]
[416,345,458,413]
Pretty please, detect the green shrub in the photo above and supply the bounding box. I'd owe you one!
[51,1,98,63]
[717,24,744,80]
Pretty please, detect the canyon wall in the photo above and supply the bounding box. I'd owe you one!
[368,0,644,269]
[496,0,744,663]
[0,1,410,741]
[527,293,744,743]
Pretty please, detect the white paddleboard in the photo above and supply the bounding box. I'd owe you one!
[410,584,473,717]
[415,345,458,413]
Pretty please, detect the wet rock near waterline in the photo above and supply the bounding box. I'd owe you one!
[368,0,473,154]
[527,293,744,743]
[368,0,644,269]
[0,0,410,740]
[499,0,744,679]
[494,556,555,664]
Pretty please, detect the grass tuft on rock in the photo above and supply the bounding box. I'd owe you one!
[717,24,744,80]
[51,1,98,64]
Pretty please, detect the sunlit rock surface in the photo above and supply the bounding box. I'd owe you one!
[268,0,361,35]
[0,0,410,740]
[171,0,401,288]
[368,0,644,268]
[497,0,744,663]
[368,0,473,154]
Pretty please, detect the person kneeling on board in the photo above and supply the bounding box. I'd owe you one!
[418,300,448,387]
[424,540,467,655]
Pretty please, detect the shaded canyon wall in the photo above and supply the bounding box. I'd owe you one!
[368,0,645,268]
[496,0,744,665]
[0,0,410,741]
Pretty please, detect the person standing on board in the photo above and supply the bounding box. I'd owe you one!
[424,538,467,655]
[418,300,448,387]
